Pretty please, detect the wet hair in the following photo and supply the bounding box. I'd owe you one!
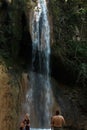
[56,110,59,115]
[25,113,29,119]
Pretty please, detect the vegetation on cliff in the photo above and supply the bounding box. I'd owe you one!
[0,0,87,86]
[0,0,32,69]
[49,0,87,87]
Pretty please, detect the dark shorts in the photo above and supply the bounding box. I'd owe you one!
[25,126,30,130]
[20,127,23,130]
[53,127,63,130]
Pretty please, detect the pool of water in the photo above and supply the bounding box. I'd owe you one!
[30,128,51,130]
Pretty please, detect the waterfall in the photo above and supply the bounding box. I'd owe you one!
[32,0,50,76]
[23,0,52,129]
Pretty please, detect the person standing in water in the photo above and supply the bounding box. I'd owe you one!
[51,110,65,130]
[23,113,30,130]
[20,113,30,130]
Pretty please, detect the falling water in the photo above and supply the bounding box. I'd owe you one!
[32,0,50,76]
[24,0,52,129]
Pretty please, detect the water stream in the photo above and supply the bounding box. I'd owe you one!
[23,0,53,128]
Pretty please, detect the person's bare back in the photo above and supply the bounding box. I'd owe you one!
[51,110,65,129]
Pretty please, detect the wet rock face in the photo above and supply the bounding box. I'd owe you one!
[50,53,87,130]
[51,80,87,130]
[0,64,20,130]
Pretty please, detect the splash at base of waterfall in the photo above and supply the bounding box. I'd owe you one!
[24,71,52,128]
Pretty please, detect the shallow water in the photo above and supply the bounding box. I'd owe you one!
[30,128,51,130]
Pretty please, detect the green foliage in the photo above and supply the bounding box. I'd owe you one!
[50,0,87,86]
[0,0,24,61]
[52,40,87,86]
[65,41,87,86]
[50,0,87,42]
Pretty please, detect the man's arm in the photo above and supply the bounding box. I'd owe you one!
[62,117,66,127]
[51,117,54,128]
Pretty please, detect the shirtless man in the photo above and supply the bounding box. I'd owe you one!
[51,110,65,130]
